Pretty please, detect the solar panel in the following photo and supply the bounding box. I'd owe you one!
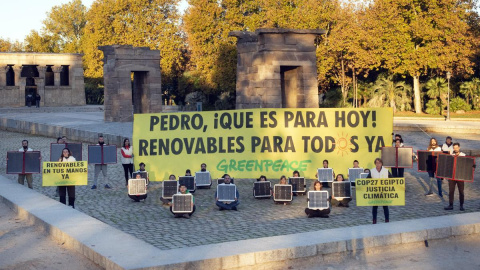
[24,151,41,173]
[317,168,334,182]
[172,194,193,213]
[288,177,306,192]
[195,171,211,186]
[179,176,196,192]
[397,147,413,168]
[88,145,117,164]
[253,181,271,198]
[274,184,292,202]
[359,173,369,179]
[6,151,23,174]
[308,191,329,210]
[455,156,475,182]
[417,150,430,172]
[217,178,234,185]
[333,182,351,199]
[50,143,82,161]
[348,168,364,183]
[436,154,455,179]
[381,147,397,167]
[128,179,147,195]
[162,180,178,199]
[217,184,237,202]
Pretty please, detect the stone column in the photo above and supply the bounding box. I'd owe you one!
[37,66,46,107]
[0,65,8,87]
[13,65,23,106]
[53,66,62,87]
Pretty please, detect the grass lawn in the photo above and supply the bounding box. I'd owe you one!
[394,110,480,119]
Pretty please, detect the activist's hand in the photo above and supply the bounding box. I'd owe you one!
[131,154,134,157]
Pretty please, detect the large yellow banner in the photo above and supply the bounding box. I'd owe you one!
[355,178,405,206]
[133,108,393,180]
[42,161,88,186]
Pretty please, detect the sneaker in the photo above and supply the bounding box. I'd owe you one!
[219,207,224,211]
[444,205,454,210]
[385,219,389,223]
[438,193,443,197]
[232,206,238,211]
[104,184,111,189]
[91,185,97,190]
[373,219,377,224]
[425,192,434,196]
[460,206,465,211]
[183,214,190,219]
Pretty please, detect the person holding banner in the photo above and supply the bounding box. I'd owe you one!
[92,135,112,189]
[353,160,360,168]
[121,138,134,186]
[442,136,454,154]
[170,183,195,218]
[58,148,76,208]
[425,138,443,197]
[391,139,405,178]
[185,169,192,176]
[255,175,273,197]
[17,140,34,189]
[368,158,392,224]
[160,174,176,205]
[331,174,352,207]
[215,174,239,211]
[305,180,330,218]
[445,143,467,211]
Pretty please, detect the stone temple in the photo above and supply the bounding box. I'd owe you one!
[230,28,325,109]
[0,53,85,107]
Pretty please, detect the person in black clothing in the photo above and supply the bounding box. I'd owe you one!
[391,139,405,177]
[305,180,330,218]
[35,94,41,108]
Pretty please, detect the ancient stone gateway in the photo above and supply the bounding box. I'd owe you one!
[230,28,325,109]
[0,53,85,107]
[99,45,162,122]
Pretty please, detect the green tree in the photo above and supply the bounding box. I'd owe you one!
[460,78,480,108]
[425,77,448,115]
[368,75,412,113]
[364,0,476,114]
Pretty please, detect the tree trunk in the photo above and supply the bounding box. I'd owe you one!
[341,58,346,106]
[413,75,422,113]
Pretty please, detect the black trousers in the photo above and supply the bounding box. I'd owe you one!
[122,164,134,184]
[59,186,75,208]
[170,205,196,216]
[448,180,465,205]
[305,208,330,217]
[391,168,404,177]
[372,206,389,221]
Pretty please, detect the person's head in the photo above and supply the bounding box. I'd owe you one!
[313,180,322,191]
[336,174,345,182]
[185,169,191,176]
[453,142,461,153]
[61,148,71,158]
[323,160,329,168]
[374,158,383,170]
[353,160,359,168]
[364,168,371,174]
[395,139,401,147]
[429,138,438,148]
[169,174,176,180]
[22,140,28,148]
[279,175,287,184]
[62,136,67,143]
[57,137,63,143]
[258,175,267,182]
[123,138,130,147]
[98,135,104,145]
[293,170,300,177]
[446,136,452,144]
[139,162,145,170]
[179,184,187,193]
[224,174,232,184]
[135,174,142,179]
[201,163,207,171]
[395,134,402,140]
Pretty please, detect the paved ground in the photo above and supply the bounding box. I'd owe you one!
[1,128,479,251]
[0,200,102,270]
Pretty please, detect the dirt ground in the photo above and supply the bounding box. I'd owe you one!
[0,201,102,270]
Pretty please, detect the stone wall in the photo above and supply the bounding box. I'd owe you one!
[99,45,162,122]
[0,53,85,107]
[230,29,325,109]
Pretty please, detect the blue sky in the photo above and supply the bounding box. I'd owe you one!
[0,0,188,42]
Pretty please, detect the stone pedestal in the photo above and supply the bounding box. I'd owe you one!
[99,45,162,122]
[230,28,325,109]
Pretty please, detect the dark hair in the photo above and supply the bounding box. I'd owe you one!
[201,163,206,167]
[257,175,267,181]
[395,134,402,139]
[223,174,231,179]
[169,174,176,179]
[293,170,300,176]
[139,162,145,167]
[453,142,460,147]
[323,160,328,164]
[98,134,104,138]
[395,139,402,144]
[364,168,370,173]
[313,180,322,190]
[336,174,344,181]
[57,137,63,143]
[123,138,130,148]
[186,169,191,174]
[60,148,71,159]
[446,136,453,140]
[22,139,28,144]
[179,183,187,188]
[353,160,359,163]
[374,158,383,165]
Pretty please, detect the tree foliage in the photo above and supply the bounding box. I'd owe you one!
[425,77,449,115]
[368,74,412,113]
[0,38,23,52]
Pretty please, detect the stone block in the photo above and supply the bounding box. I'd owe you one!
[347,234,402,251]
[221,253,255,269]
[263,33,285,45]
[401,230,427,243]
[317,241,347,255]
[426,227,451,240]
[452,224,476,236]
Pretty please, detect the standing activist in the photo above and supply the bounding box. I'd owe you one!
[92,135,112,189]
[368,158,392,224]
[17,140,34,189]
[58,148,76,208]
[121,138,134,186]
[442,136,454,154]
[425,138,443,197]
[444,143,466,211]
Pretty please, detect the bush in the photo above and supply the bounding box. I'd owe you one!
[425,99,440,115]
[84,77,104,105]
[450,97,471,112]
[214,91,235,110]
